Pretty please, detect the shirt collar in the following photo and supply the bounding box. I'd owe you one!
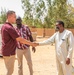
[5,22,13,27]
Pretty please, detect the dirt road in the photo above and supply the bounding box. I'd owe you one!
[0,37,74,75]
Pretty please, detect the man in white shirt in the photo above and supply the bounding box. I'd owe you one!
[35,21,74,75]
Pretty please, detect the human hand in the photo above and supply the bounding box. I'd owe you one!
[66,58,70,65]
[32,47,36,53]
[32,42,39,47]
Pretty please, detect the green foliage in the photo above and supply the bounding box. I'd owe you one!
[0,8,7,23]
[21,0,33,26]
[22,16,33,27]
[21,0,74,28]
[21,0,46,28]
[65,4,74,28]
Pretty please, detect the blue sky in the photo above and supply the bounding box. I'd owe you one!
[0,0,74,18]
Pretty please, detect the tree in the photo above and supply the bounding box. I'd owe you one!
[21,0,46,27]
[21,0,34,27]
[21,0,74,28]
[0,8,7,23]
[44,0,68,28]
[65,4,74,28]
[44,0,56,28]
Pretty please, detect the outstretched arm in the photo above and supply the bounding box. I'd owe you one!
[16,37,37,47]
[39,33,56,45]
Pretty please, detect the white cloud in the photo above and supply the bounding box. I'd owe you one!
[0,0,24,18]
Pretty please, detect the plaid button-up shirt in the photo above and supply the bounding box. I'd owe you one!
[16,25,32,49]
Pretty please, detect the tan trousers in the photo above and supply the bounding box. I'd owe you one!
[3,55,15,75]
[16,48,33,75]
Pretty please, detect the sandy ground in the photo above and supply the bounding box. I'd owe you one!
[0,37,74,75]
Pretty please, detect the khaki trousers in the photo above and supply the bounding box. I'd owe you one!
[16,48,33,75]
[3,55,15,75]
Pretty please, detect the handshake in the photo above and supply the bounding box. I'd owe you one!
[31,42,39,47]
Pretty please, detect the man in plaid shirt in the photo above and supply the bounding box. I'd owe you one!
[16,16,36,75]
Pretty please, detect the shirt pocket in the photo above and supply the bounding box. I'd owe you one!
[60,39,66,47]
